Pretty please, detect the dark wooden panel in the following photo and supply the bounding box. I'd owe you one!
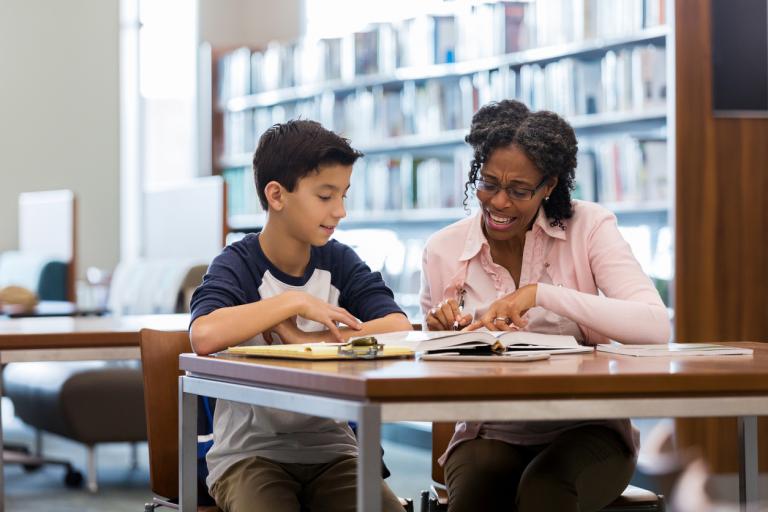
[711,0,768,112]
[675,0,768,472]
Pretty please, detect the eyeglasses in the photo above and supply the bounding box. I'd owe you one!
[473,176,548,202]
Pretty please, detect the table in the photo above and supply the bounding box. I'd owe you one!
[1,301,107,318]
[179,342,768,512]
[0,313,190,511]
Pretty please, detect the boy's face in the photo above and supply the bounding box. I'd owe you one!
[282,163,352,246]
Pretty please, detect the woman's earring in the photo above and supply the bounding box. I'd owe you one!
[544,196,550,202]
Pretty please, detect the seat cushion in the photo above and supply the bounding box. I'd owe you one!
[430,483,662,511]
[4,361,147,444]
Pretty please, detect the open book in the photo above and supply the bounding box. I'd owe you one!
[355,330,593,355]
[596,343,753,357]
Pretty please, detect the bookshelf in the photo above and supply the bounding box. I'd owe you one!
[204,0,672,316]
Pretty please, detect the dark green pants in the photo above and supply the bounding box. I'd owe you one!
[443,425,635,512]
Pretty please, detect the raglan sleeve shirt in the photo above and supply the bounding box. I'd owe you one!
[332,241,406,323]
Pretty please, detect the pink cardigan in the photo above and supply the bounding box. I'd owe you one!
[420,200,670,345]
[420,200,670,462]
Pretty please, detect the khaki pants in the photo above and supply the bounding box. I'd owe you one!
[443,425,636,512]
[209,454,404,512]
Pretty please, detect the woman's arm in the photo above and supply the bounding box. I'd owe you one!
[190,290,361,355]
[537,283,670,344]
[469,215,670,344]
[537,215,671,344]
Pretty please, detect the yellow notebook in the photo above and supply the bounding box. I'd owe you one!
[225,342,414,360]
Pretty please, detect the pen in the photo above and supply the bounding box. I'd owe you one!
[453,288,466,330]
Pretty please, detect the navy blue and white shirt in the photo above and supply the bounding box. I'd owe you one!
[190,233,404,488]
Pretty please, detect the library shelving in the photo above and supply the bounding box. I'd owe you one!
[204,0,672,316]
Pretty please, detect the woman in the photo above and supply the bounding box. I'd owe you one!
[420,99,670,512]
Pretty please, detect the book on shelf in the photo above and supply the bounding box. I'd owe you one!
[583,136,668,204]
[213,0,665,99]
[356,329,594,355]
[218,44,667,165]
[596,343,753,357]
[320,37,343,82]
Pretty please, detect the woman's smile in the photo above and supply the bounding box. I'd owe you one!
[484,208,519,231]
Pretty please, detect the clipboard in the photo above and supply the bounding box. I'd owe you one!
[225,338,414,361]
[419,352,550,363]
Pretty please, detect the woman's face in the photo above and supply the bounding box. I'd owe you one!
[476,145,557,243]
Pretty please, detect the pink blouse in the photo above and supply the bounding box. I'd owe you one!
[420,200,670,463]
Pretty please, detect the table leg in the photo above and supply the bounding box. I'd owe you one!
[179,376,198,512]
[0,366,5,512]
[357,405,382,512]
[738,416,759,512]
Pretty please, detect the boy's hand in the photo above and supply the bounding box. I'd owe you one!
[293,292,361,342]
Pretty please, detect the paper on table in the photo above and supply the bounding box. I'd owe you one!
[596,343,753,357]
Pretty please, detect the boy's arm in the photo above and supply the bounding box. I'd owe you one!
[190,290,362,355]
[268,312,412,344]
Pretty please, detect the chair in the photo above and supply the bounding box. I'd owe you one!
[0,251,70,302]
[0,190,84,487]
[139,328,219,512]
[3,259,207,493]
[15,189,77,302]
[139,329,414,512]
[421,422,665,512]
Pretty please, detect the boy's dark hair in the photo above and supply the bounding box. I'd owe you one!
[464,99,578,228]
[253,119,363,210]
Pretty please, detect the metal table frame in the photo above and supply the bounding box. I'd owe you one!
[179,373,765,512]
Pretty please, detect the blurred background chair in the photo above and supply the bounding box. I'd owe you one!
[0,189,77,312]
[3,258,206,492]
[0,252,69,303]
[3,179,222,493]
[0,190,84,486]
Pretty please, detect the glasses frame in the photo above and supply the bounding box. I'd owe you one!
[473,175,549,202]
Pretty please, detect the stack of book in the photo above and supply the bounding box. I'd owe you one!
[215,0,666,99]
[578,137,668,204]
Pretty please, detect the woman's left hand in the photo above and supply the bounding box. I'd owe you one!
[467,284,538,331]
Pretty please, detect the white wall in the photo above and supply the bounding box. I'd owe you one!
[198,0,303,48]
[0,0,120,276]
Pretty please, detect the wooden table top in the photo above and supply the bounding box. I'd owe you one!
[0,314,190,350]
[180,342,768,401]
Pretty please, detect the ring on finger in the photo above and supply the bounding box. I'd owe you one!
[494,316,510,324]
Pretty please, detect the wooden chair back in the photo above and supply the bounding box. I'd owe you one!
[139,328,191,500]
[431,422,454,485]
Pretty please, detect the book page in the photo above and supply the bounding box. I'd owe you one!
[356,330,495,352]
[596,343,753,357]
[498,331,580,348]
[357,330,581,353]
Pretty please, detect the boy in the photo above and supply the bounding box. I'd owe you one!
[190,119,411,512]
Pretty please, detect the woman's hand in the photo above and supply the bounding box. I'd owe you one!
[426,299,473,331]
[467,284,538,331]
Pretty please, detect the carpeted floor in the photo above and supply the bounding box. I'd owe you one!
[2,398,432,511]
